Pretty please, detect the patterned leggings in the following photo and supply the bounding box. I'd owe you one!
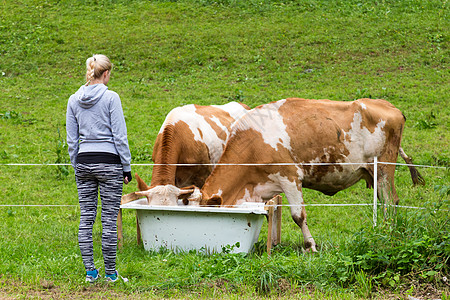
[75,163,123,275]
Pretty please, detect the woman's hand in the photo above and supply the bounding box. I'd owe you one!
[123,171,132,184]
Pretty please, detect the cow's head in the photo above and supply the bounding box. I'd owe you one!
[138,185,196,206]
[178,188,223,207]
[121,173,223,207]
[121,173,193,206]
[121,185,196,206]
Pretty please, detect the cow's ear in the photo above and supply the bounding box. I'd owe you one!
[178,190,193,205]
[134,190,151,205]
[205,195,222,207]
[135,173,150,191]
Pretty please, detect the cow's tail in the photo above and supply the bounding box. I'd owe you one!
[399,147,425,186]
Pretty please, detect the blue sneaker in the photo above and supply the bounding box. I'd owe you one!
[85,268,101,283]
[105,270,128,283]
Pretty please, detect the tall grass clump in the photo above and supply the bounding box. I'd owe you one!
[336,197,449,292]
[54,128,70,178]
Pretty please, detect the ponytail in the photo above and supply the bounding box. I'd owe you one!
[85,54,112,85]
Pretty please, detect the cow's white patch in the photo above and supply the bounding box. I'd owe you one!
[267,172,303,203]
[237,189,252,206]
[235,172,301,205]
[233,99,291,151]
[184,187,202,206]
[187,187,202,202]
[254,177,281,200]
[343,111,386,162]
[160,103,248,164]
[138,185,181,206]
[210,116,227,132]
[360,102,367,110]
[209,115,230,148]
[213,189,223,197]
[301,111,387,190]
[296,166,305,181]
[212,102,247,121]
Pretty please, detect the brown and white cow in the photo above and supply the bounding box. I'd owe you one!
[187,98,423,252]
[122,102,250,206]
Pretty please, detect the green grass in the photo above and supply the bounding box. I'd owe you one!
[0,0,449,298]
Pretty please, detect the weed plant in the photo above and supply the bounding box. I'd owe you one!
[337,199,449,288]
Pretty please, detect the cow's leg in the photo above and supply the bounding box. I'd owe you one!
[283,182,317,252]
[376,163,399,218]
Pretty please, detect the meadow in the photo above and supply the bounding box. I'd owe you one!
[0,0,448,298]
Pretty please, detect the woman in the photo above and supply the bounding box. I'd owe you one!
[66,54,132,283]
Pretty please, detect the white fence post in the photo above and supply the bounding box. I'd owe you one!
[373,156,378,227]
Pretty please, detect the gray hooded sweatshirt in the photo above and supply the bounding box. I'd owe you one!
[66,84,131,172]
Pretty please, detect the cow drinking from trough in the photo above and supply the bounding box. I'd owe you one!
[122,102,250,205]
[186,98,423,252]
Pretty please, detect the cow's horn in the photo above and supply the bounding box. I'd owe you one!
[178,189,194,195]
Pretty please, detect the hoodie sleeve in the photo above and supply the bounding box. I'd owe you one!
[66,99,79,169]
[109,93,132,172]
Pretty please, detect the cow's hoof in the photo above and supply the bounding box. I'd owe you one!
[302,241,317,254]
[301,246,318,254]
[305,248,318,254]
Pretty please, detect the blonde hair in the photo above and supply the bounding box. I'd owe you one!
[85,54,112,85]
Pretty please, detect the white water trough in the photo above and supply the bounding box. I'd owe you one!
[119,198,275,254]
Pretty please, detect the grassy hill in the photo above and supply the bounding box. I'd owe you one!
[0,0,448,298]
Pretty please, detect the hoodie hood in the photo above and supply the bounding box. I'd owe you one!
[75,84,108,108]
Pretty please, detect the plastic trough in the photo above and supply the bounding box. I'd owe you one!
[120,199,267,254]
